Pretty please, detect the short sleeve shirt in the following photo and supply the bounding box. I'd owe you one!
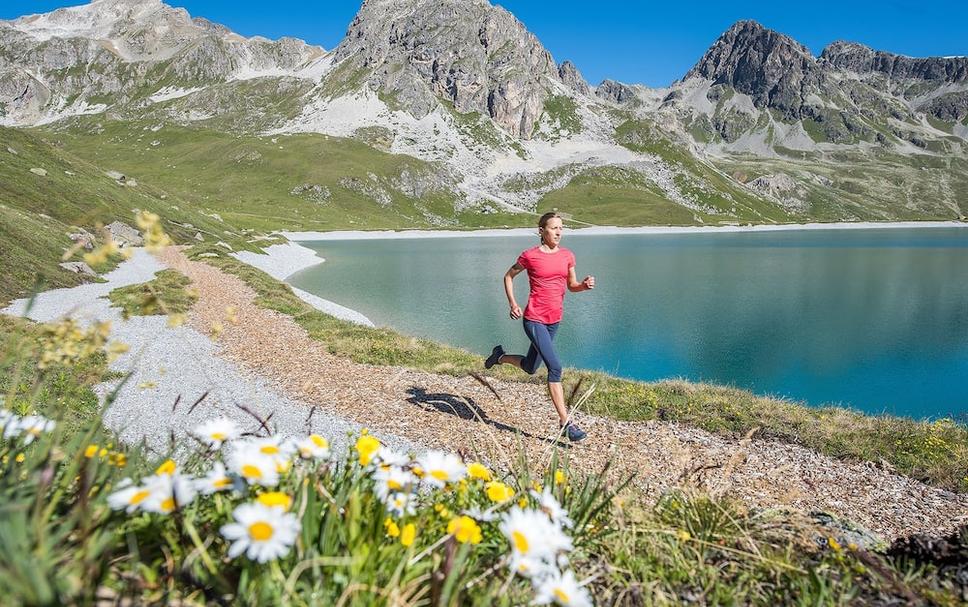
[516,246,575,324]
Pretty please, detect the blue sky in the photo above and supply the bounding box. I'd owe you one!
[3,1,967,87]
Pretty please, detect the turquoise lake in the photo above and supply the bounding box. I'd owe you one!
[289,228,968,420]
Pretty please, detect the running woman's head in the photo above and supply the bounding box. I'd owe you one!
[538,212,563,247]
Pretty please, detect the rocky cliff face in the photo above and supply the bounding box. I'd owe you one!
[331,0,581,138]
[683,20,825,119]
[820,41,968,84]
[0,0,327,125]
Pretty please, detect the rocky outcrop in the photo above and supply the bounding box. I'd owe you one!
[595,79,636,105]
[331,0,568,138]
[558,60,589,96]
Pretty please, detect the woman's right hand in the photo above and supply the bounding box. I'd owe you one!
[509,304,523,319]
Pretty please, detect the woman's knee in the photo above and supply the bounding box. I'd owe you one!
[547,365,563,383]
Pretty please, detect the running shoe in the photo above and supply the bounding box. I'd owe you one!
[484,345,505,369]
[561,422,587,443]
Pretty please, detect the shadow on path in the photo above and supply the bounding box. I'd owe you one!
[405,386,568,448]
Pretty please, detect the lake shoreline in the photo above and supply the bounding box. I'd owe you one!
[281,220,968,241]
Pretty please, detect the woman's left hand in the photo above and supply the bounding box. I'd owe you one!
[582,276,595,290]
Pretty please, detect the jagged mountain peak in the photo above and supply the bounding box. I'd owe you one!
[331,0,576,138]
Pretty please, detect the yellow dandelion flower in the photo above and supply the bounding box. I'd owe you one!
[486,481,515,503]
[828,537,842,552]
[518,497,528,509]
[355,434,381,466]
[84,444,99,458]
[384,518,401,538]
[554,470,566,485]
[676,529,691,542]
[15,453,25,464]
[467,462,492,481]
[447,516,482,545]
[400,523,416,547]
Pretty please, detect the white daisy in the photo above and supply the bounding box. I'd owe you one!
[191,417,241,449]
[416,450,466,488]
[220,502,300,563]
[384,492,417,518]
[293,434,331,460]
[243,436,294,472]
[193,462,235,495]
[532,569,591,607]
[13,415,55,444]
[141,473,198,514]
[375,447,410,469]
[372,466,414,502]
[0,410,16,434]
[508,553,556,579]
[531,487,574,529]
[500,507,573,562]
[226,446,279,487]
[107,480,153,514]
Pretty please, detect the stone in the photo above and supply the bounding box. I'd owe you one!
[105,221,143,246]
[29,167,47,176]
[6,147,17,155]
[59,261,96,276]
[194,232,204,241]
[68,227,96,250]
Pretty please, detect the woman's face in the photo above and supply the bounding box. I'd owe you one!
[540,217,563,247]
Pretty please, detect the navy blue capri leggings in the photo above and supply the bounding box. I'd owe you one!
[521,319,563,382]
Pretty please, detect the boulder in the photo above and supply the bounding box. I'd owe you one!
[68,227,96,250]
[105,221,143,247]
[59,261,96,276]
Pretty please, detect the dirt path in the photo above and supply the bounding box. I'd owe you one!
[160,247,968,540]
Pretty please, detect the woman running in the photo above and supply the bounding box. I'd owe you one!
[484,212,595,442]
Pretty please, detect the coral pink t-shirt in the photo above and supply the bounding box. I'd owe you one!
[517,246,575,324]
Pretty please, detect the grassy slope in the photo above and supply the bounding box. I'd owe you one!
[195,248,968,493]
[44,119,532,232]
[0,126,250,303]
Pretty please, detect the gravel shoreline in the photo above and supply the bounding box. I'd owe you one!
[232,242,374,327]
[1,249,413,458]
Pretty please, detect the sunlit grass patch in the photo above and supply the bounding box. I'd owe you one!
[107,269,197,319]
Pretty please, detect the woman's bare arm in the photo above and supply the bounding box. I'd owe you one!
[505,263,525,318]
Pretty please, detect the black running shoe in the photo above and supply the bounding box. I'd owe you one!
[562,422,587,443]
[484,345,505,369]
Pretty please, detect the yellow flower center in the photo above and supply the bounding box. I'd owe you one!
[430,469,449,481]
[486,481,514,503]
[260,445,280,455]
[129,490,150,505]
[210,432,226,441]
[310,435,328,448]
[554,589,570,603]
[214,477,232,488]
[512,531,529,554]
[155,459,176,475]
[387,479,403,490]
[257,492,292,510]
[241,464,263,479]
[160,497,176,513]
[248,521,274,541]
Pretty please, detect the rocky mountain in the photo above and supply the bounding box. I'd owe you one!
[1,0,966,227]
[330,0,587,138]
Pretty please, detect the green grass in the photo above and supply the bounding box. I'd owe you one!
[0,126,247,304]
[106,269,196,318]
[198,251,968,493]
[0,315,118,437]
[538,96,582,137]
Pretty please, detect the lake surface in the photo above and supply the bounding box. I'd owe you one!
[289,228,968,420]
